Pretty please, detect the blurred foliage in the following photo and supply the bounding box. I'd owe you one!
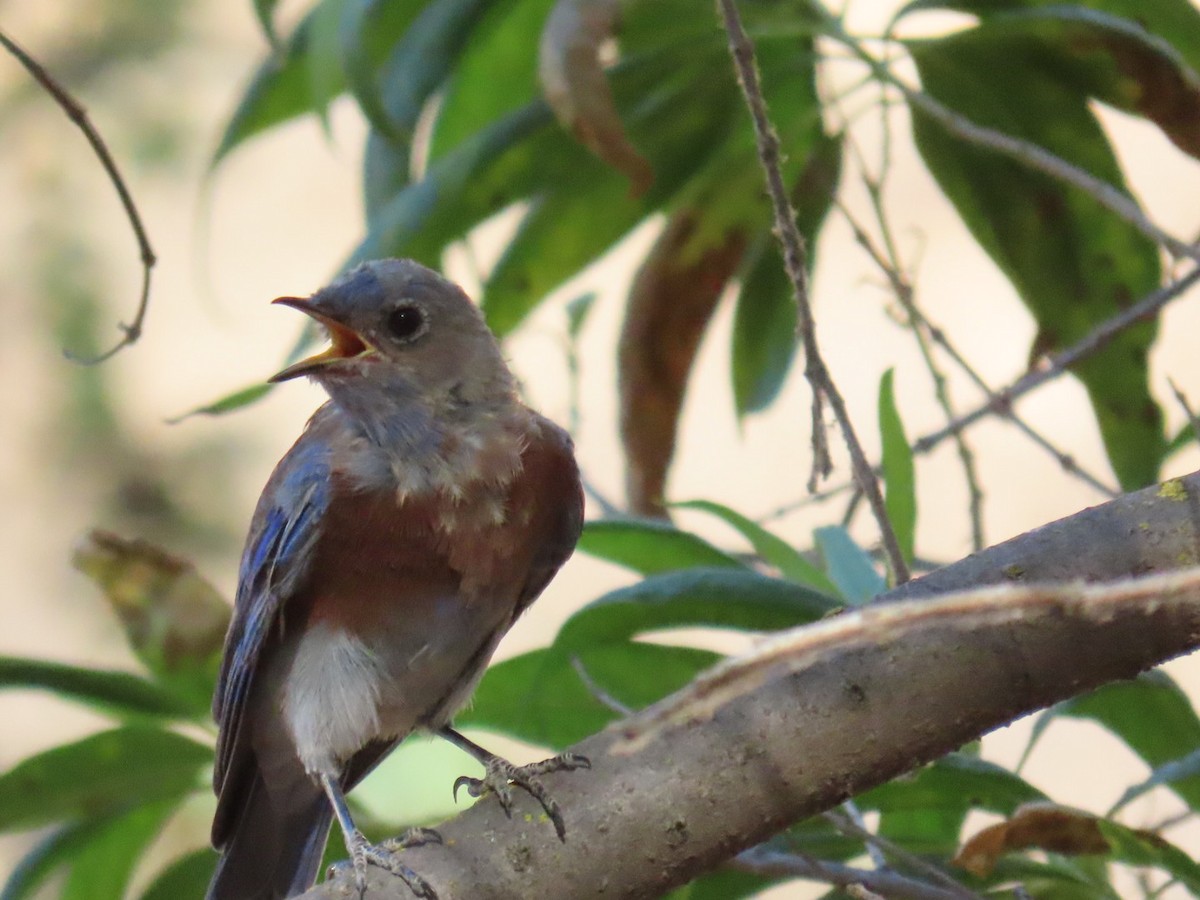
[6,0,1200,897]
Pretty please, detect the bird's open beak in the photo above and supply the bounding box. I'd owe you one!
[268,296,375,383]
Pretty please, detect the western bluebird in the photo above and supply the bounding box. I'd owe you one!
[206,260,586,899]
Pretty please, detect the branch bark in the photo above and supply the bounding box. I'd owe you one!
[300,473,1200,899]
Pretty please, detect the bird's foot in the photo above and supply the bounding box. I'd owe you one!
[331,828,442,899]
[452,751,590,841]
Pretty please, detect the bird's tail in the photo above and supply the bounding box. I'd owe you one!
[206,768,332,900]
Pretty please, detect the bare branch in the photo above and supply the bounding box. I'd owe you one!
[734,847,971,900]
[913,266,1200,455]
[299,470,1200,900]
[0,29,156,363]
[717,0,910,584]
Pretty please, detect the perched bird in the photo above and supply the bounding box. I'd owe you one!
[207,259,586,899]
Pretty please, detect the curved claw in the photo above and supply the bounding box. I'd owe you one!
[336,829,438,899]
[452,774,482,804]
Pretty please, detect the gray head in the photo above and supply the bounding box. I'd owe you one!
[270,259,514,409]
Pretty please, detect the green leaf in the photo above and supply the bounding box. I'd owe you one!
[976,854,1121,898]
[462,643,719,747]
[0,726,211,832]
[672,500,837,594]
[554,567,837,651]
[353,0,494,156]
[140,848,216,900]
[307,0,349,131]
[1109,746,1200,814]
[908,21,1164,489]
[813,526,885,604]
[253,0,281,48]
[427,0,552,161]
[71,532,229,710]
[337,0,426,143]
[166,383,273,423]
[3,819,99,900]
[1029,671,1200,810]
[878,369,916,565]
[1099,819,1200,894]
[864,753,1046,854]
[0,657,198,720]
[576,518,745,575]
[732,130,842,416]
[352,100,555,266]
[481,43,742,336]
[213,11,322,164]
[61,801,176,900]
[666,868,776,899]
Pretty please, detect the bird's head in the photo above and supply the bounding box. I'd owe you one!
[269,260,515,413]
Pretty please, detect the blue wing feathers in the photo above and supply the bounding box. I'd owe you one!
[213,429,333,785]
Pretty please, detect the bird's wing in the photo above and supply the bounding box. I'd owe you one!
[511,415,584,617]
[212,416,334,793]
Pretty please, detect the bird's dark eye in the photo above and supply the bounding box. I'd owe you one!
[386,304,426,341]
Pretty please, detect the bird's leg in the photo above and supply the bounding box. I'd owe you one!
[438,726,590,841]
[319,773,440,899]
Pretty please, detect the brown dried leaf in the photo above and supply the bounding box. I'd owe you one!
[953,802,1112,877]
[1102,35,1200,161]
[73,529,230,677]
[619,210,747,516]
[539,0,653,195]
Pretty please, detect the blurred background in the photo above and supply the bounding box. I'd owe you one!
[4,0,1200,895]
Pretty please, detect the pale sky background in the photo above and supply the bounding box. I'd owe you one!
[4,0,1200,896]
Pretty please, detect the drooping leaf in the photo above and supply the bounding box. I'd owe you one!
[463,643,720,747]
[732,129,843,416]
[672,499,837,594]
[166,383,273,423]
[617,208,746,515]
[353,100,556,266]
[139,848,218,900]
[0,657,199,720]
[954,803,1113,878]
[0,726,210,832]
[1109,746,1200,814]
[553,567,837,651]
[482,43,741,337]
[878,368,916,566]
[61,800,176,900]
[307,0,350,131]
[665,867,776,899]
[253,0,282,48]
[539,0,652,193]
[1026,671,1200,810]
[908,21,1164,489]
[71,531,229,708]
[427,0,556,161]
[813,526,885,604]
[1098,818,1200,894]
[576,518,745,574]
[214,11,322,164]
[3,819,103,900]
[865,753,1046,854]
[337,0,433,144]
[897,0,1200,161]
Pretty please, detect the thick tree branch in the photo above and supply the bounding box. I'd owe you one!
[300,472,1200,899]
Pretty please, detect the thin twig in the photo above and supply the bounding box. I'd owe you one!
[0,29,156,363]
[818,12,1200,263]
[570,656,633,716]
[913,266,1200,455]
[734,847,971,900]
[1168,378,1200,447]
[838,192,988,550]
[839,799,887,870]
[718,0,910,585]
[823,811,985,899]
